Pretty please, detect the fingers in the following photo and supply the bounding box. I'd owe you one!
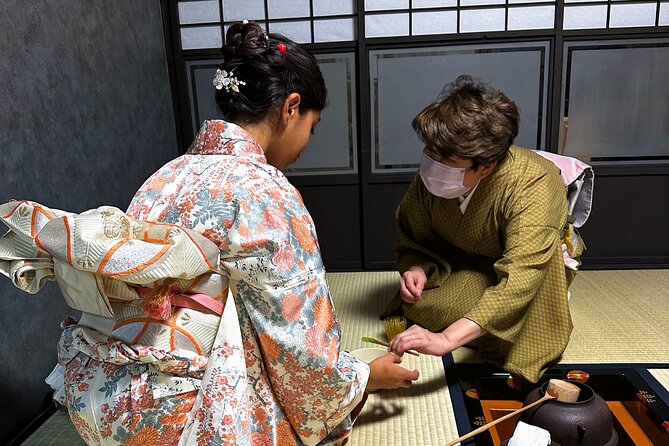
[388,328,408,353]
[407,268,426,295]
[371,354,420,390]
[388,335,402,354]
[400,272,423,303]
[405,274,422,299]
[399,368,420,388]
[372,353,399,365]
[393,339,416,356]
[390,327,425,355]
[399,278,414,303]
[404,325,422,334]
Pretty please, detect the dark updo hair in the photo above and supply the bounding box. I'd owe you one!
[216,21,327,124]
[412,75,520,167]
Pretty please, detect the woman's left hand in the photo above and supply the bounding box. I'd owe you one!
[388,324,452,357]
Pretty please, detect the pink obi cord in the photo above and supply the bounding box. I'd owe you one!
[133,285,224,320]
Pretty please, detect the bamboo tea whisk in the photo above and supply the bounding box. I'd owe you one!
[383,316,407,341]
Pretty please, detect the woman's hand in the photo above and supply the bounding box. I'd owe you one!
[399,266,427,303]
[389,319,486,358]
[388,325,451,357]
[366,353,420,391]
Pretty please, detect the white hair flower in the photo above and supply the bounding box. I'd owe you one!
[213,69,246,93]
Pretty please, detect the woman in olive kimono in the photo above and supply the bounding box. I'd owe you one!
[0,21,417,446]
[386,75,574,383]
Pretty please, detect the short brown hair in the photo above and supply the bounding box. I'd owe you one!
[412,75,520,167]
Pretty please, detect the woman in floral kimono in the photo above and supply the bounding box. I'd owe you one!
[106,21,420,445]
[0,21,418,446]
[386,75,574,384]
[125,22,422,445]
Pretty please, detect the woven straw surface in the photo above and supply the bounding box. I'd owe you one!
[650,368,669,392]
[23,269,669,445]
[21,410,85,446]
[328,272,459,446]
[327,269,669,445]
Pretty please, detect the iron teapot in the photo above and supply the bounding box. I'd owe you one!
[519,380,617,446]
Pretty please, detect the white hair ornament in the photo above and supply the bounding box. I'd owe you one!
[213,69,246,93]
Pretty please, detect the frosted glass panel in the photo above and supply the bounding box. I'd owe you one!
[460,8,506,32]
[461,0,505,6]
[181,26,223,50]
[313,0,356,16]
[365,0,409,11]
[413,0,458,7]
[268,0,310,19]
[287,54,358,175]
[223,0,265,21]
[561,41,669,159]
[179,1,220,24]
[508,5,555,29]
[365,14,410,37]
[610,3,657,27]
[314,18,357,42]
[269,21,311,43]
[563,5,608,29]
[412,11,458,35]
[186,54,358,176]
[662,3,669,25]
[186,61,223,130]
[370,43,549,172]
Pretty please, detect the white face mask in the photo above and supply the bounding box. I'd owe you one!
[419,152,472,199]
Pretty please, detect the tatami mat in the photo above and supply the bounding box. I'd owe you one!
[21,410,85,446]
[328,272,459,446]
[22,270,669,445]
[327,269,669,445]
[560,270,669,364]
[650,368,669,393]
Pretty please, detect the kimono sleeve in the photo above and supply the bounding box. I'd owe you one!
[221,178,369,445]
[396,173,452,288]
[464,167,569,343]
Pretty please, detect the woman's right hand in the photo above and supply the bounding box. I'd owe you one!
[399,266,427,303]
[366,353,419,391]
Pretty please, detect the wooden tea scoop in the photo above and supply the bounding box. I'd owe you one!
[444,379,581,446]
[361,336,420,357]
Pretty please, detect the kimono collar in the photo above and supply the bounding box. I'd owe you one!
[187,120,266,158]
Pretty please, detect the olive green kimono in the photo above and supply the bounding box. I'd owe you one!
[383,146,574,382]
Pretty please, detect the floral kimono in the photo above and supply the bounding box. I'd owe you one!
[0,120,368,446]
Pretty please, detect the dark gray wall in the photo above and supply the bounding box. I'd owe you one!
[0,0,177,441]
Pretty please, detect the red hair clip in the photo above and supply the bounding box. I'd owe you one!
[278,43,287,54]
